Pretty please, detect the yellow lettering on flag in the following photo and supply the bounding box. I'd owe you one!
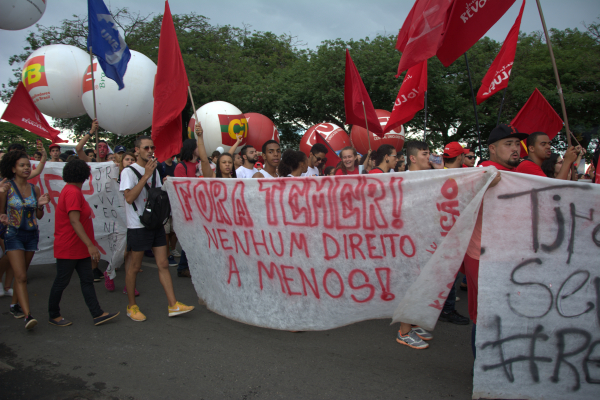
[228,118,248,140]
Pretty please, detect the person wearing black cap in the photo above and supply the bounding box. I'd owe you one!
[464,123,528,358]
[48,144,62,162]
[515,131,579,179]
[113,145,126,164]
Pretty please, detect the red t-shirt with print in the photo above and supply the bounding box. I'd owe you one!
[54,184,95,259]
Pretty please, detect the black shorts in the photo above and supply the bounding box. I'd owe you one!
[127,227,167,252]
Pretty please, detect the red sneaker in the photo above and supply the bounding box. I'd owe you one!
[104,272,115,292]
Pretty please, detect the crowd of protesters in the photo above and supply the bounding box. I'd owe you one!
[0,117,594,367]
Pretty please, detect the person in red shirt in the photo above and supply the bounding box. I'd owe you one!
[406,141,444,171]
[335,146,360,175]
[515,131,579,179]
[442,142,469,169]
[466,123,527,357]
[49,160,119,327]
[368,145,397,174]
[463,148,476,168]
[174,139,200,178]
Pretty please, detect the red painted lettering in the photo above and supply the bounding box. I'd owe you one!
[203,225,219,249]
[349,234,366,260]
[323,268,345,298]
[283,180,311,227]
[217,229,233,250]
[290,232,309,258]
[348,269,375,303]
[362,177,387,230]
[258,180,285,226]
[258,261,285,293]
[298,267,320,299]
[281,265,301,296]
[231,181,253,227]
[309,178,334,228]
[334,178,361,230]
[322,233,340,260]
[233,231,250,255]
[250,230,270,256]
[227,255,241,287]
[365,234,382,259]
[400,235,416,258]
[269,232,284,257]
[211,181,232,225]
[194,181,213,222]
[389,177,404,229]
[173,181,193,221]
[375,268,395,301]
[441,178,458,200]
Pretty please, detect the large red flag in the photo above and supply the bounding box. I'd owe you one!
[384,60,428,133]
[511,88,563,158]
[152,0,190,162]
[395,0,454,76]
[437,0,517,67]
[1,82,65,143]
[315,132,342,169]
[344,49,383,136]
[476,0,525,105]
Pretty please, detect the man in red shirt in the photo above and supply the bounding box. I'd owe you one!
[515,131,579,179]
[463,148,476,168]
[442,142,469,169]
[466,124,527,357]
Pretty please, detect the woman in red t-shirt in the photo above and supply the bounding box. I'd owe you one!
[48,160,119,327]
[368,145,398,174]
[335,146,360,175]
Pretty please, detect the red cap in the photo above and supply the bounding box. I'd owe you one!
[443,142,469,158]
[254,162,263,169]
[49,144,61,150]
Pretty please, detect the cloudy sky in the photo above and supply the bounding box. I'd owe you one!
[1,0,599,128]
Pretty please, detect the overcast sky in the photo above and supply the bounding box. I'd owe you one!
[1,0,599,129]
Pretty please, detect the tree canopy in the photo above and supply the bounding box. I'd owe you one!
[2,9,599,158]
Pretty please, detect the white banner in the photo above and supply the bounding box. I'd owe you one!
[164,168,496,331]
[29,161,127,271]
[474,172,600,399]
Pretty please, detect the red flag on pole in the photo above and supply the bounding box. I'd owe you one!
[476,0,525,104]
[437,0,517,67]
[152,0,190,162]
[511,88,563,158]
[395,0,454,76]
[384,60,428,133]
[315,132,342,169]
[1,82,65,143]
[344,49,384,136]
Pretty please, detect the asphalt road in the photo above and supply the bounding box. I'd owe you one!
[0,255,475,400]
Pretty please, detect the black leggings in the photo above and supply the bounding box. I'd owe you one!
[48,257,103,319]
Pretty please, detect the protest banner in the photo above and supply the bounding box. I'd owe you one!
[164,168,496,331]
[474,172,600,399]
[29,161,127,271]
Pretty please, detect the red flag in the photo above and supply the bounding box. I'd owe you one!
[395,0,454,75]
[437,0,516,67]
[344,49,383,136]
[476,0,524,104]
[151,0,190,162]
[384,60,428,133]
[511,88,563,158]
[315,132,342,169]
[596,157,600,184]
[1,82,65,143]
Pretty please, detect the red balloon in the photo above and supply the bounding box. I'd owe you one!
[350,109,405,155]
[244,113,279,152]
[300,123,351,156]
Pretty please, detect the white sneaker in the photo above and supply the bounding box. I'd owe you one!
[0,287,4,297]
[170,249,181,257]
[4,288,13,296]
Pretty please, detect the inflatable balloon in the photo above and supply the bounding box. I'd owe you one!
[300,123,350,157]
[0,0,46,31]
[244,113,279,151]
[350,109,405,155]
[189,101,248,155]
[21,44,89,118]
[82,51,156,136]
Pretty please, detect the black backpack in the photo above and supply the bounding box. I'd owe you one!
[127,166,171,230]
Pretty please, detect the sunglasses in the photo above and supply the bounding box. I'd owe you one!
[315,157,325,162]
[465,155,476,160]
[141,146,156,151]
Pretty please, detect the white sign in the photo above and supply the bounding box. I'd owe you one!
[30,162,127,269]
[474,172,600,399]
[164,168,496,331]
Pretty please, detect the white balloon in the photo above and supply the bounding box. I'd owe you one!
[0,0,46,31]
[21,44,88,118]
[190,101,249,155]
[81,51,156,136]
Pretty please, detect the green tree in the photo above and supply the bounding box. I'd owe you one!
[0,122,51,153]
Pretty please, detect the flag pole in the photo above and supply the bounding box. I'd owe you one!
[464,53,482,158]
[423,91,428,142]
[89,47,99,153]
[187,86,198,134]
[497,87,507,126]
[361,101,371,151]
[535,0,572,146]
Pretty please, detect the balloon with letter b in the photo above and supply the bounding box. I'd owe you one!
[21,44,89,119]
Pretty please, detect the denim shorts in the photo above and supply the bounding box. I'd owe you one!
[4,226,39,252]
